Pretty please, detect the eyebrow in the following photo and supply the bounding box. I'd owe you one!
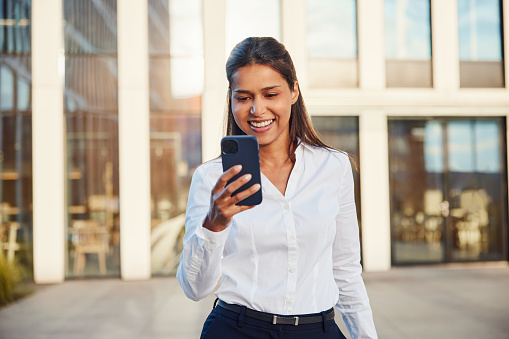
[233,85,281,94]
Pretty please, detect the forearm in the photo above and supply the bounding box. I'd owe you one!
[334,268,377,339]
[177,224,230,301]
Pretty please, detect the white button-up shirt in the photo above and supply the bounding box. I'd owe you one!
[177,143,378,339]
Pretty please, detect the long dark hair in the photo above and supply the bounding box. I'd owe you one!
[224,37,332,158]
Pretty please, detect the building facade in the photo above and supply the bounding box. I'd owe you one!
[0,0,508,284]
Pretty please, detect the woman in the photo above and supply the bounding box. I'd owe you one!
[177,37,377,339]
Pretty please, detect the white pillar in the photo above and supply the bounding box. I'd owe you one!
[202,0,227,162]
[117,0,151,280]
[359,112,391,272]
[357,0,386,90]
[431,0,460,90]
[31,0,65,283]
[281,0,308,90]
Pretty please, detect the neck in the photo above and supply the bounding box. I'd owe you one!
[259,140,295,168]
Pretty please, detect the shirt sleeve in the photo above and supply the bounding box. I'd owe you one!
[176,165,232,301]
[333,154,378,339]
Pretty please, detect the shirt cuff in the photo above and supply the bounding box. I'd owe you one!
[196,223,231,250]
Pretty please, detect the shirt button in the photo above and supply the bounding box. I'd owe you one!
[289,234,295,240]
[284,204,290,210]
[192,257,199,264]
[289,267,296,274]
[209,238,216,245]
[285,299,292,306]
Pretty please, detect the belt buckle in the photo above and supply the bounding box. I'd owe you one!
[272,315,299,326]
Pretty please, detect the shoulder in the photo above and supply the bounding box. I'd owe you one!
[302,143,350,170]
[192,158,222,183]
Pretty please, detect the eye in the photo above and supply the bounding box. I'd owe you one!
[266,93,278,99]
[236,96,250,102]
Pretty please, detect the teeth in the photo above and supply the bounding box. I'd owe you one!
[250,120,273,128]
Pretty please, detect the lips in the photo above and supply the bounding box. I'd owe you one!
[249,119,273,128]
[248,119,274,133]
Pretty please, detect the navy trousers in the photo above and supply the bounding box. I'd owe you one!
[200,304,347,339]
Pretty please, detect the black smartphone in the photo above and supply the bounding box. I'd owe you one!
[221,135,263,206]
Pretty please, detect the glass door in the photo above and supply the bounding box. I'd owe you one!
[389,117,508,265]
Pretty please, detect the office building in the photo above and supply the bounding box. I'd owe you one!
[1,0,508,283]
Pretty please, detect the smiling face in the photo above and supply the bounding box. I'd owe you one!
[230,64,299,151]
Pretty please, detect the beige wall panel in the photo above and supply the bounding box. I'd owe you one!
[32,0,65,284]
[359,112,391,271]
[431,0,460,90]
[282,0,308,90]
[357,0,385,89]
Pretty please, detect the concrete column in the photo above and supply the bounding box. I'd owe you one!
[281,0,308,90]
[359,112,391,272]
[32,0,65,283]
[357,0,386,89]
[117,0,151,280]
[202,0,227,162]
[431,0,460,90]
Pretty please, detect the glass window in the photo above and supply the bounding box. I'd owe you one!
[169,0,203,98]
[307,0,357,59]
[384,0,432,87]
[0,65,13,110]
[225,0,281,57]
[458,0,504,87]
[307,0,358,88]
[64,0,120,278]
[149,0,203,276]
[458,0,502,61]
[385,0,431,60]
[16,76,29,110]
[389,118,508,265]
[0,0,32,276]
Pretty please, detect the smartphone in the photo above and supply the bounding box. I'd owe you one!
[221,135,262,206]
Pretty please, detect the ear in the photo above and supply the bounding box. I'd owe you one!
[290,81,299,105]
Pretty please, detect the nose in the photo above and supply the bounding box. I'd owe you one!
[250,99,265,116]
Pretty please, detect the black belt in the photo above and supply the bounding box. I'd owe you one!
[216,299,335,326]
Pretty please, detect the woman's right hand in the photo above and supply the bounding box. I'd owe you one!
[203,165,261,232]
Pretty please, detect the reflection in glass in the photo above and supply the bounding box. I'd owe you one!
[448,121,475,172]
[307,0,358,88]
[458,0,504,87]
[0,65,13,110]
[424,121,443,173]
[385,0,431,60]
[169,0,203,98]
[389,119,444,263]
[474,122,500,173]
[149,0,202,275]
[311,116,361,226]
[389,118,507,265]
[225,0,281,56]
[0,0,33,276]
[384,0,432,87]
[64,0,120,278]
[307,0,357,59]
[458,0,502,61]
[17,76,29,110]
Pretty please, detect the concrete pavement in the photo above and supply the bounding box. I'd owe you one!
[0,263,508,339]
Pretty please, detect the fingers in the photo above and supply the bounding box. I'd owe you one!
[206,165,261,232]
[230,183,261,205]
[213,165,242,193]
[224,173,253,197]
